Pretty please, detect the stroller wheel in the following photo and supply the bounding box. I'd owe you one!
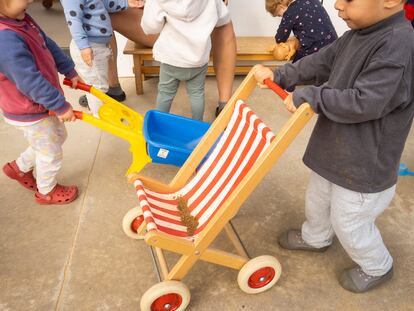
[237,255,282,294]
[122,207,145,239]
[141,281,190,311]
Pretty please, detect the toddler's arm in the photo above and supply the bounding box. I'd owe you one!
[0,31,71,116]
[275,39,340,90]
[140,0,166,35]
[42,32,77,79]
[61,0,90,50]
[103,0,128,12]
[292,60,406,123]
[275,9,295,43]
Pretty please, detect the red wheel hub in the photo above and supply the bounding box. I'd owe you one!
[131,215,144,233]
[248,266,276,289]
[151,293,182,311]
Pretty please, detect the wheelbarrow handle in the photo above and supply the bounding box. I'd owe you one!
[63,77,92,93]
[48,109,84,120]
[263,78,289,100]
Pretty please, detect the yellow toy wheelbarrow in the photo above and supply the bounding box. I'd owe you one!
[63,79,210,175]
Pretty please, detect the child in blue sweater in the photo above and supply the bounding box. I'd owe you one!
[266,0,337,62]
[61,0,142,116]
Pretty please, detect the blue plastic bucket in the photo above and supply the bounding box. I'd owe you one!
[144,110,211,166]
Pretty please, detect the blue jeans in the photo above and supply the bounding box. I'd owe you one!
[156,63,208,121]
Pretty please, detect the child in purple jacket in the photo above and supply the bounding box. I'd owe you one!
[0,0,80,205]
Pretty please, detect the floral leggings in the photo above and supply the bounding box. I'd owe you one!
[16,116,67,194]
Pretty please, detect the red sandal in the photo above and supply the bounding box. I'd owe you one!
[3,161,37,191]
[35,184,78,205]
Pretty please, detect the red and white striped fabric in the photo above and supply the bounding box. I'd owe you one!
[133,100,275,239]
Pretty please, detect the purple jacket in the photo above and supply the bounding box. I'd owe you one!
[0,14,76,123]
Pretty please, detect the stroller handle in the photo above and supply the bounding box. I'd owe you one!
[264,78,289,100]
[63,78,92,93]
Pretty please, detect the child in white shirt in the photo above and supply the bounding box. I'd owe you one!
[141,0,230,121]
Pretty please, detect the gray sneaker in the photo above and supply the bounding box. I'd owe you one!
[339,266,393,293]
[278,229,329,252]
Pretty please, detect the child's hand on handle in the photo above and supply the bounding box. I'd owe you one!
[128,0,145,8]
[58,107,76,122]
[81,48,93,67]
[68,75,83,89]
[283,93,297,113]
[253,64,296,113]
[253,64,274,88]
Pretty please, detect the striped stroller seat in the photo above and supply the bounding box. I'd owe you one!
[133,100,275,238]
[125,70,314,311]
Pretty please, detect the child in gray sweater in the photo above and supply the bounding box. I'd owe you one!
[255,0,414,293]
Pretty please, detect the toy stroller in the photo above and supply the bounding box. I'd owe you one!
[123,68,314,310]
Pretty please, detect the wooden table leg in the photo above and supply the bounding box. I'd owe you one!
[133,55,143,95]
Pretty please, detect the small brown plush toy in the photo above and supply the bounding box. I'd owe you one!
[177,196,199,236]
[268,37,300,61]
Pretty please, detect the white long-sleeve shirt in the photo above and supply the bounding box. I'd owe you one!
[141,0,230,68]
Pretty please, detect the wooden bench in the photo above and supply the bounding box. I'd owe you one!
[123,36,288,95]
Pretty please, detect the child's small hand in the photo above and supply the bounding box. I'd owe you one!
[128,0,145,8]
[253,64,274,88]
[58,107,76,122]
[81,48,93,67]
[69,75,83,89]
[283,93,297,113]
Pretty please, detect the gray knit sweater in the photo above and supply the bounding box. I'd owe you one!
[275,11,414,193]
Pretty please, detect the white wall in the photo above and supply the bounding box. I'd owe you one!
[116,0,348,77]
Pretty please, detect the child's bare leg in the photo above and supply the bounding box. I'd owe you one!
[211,22,236,116]
[107,9,158,100]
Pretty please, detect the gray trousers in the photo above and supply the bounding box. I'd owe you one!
[70,41,111,117]
[302,171,394,276]
[156,63,208,121]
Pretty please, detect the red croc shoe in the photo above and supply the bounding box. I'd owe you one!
[3,161,37,191]
[35,184,78,205]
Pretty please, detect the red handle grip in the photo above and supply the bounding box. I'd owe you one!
[49,110,83,120]
[63,78,92,93]
[264,78,289,100]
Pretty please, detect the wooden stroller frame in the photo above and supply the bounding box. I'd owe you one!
[128,68,314,285]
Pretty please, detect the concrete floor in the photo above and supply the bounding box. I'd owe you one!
[27,1,70,48]
[1,76,414,311]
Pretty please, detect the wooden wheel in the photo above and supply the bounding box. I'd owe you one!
[140,281,190,311]
[237,255,282,294]
[122,207,145,239]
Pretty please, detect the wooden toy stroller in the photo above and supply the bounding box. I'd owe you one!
[124,69,314,310]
